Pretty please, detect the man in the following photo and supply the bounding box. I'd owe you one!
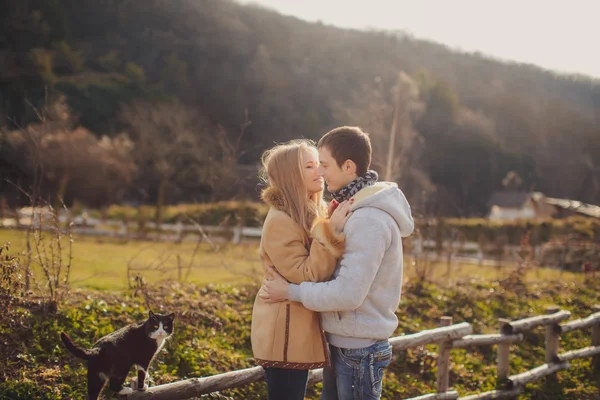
[260,126,414,399]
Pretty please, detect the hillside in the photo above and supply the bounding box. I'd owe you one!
[1,0,599,215]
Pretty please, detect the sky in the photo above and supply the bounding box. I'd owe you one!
[238,0,600,78]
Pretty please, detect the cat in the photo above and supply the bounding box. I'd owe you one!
[60,311,175,400]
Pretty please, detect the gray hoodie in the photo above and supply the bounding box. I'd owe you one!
[288,182,414,348]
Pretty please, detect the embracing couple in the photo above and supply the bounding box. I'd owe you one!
[251,126,414,400]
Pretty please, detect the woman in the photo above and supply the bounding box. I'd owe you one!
[251,139,352,400]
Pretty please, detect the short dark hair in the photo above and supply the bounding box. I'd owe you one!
[317,126,372,176]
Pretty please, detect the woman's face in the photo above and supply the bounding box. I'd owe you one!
[302,148,324,195]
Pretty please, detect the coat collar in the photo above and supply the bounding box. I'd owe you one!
[261,186,287,211]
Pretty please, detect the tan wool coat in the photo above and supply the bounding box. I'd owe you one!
[251,187,345,369]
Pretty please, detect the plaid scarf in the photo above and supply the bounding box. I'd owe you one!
[330,170,379,203]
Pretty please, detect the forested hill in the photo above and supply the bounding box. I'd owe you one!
[1,0,599,215]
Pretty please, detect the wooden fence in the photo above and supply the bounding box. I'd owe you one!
[127,305,600,400]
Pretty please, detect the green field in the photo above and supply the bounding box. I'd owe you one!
[0,228,263,291]
[1,228,599,399]
[0,228,585,292]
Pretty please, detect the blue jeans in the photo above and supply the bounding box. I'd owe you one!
[321,340,392,400]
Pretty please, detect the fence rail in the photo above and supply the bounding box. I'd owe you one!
[6,217,592,272]
[127,305,600,400]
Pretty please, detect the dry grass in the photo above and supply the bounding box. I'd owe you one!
[0,228,262,291]
[403,258,583,286]
[0,228,583,292]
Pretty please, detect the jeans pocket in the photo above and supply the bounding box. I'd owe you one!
[337,347,362,368]
[368,347,392,397]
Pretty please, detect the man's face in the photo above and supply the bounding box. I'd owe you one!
[317,147,356,193]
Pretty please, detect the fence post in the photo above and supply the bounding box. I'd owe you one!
[175,220,184,243]
[497,318,511,386]
[593,305,600,372]
[231,225,242,244]
[545,306,560,364]
[436,316,453,394]
[177,255,182,282]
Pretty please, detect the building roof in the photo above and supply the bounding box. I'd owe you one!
[488,190,600,219]
[488,191,533,208]
[543,197,600,219]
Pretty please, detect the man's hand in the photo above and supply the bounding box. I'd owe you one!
[259,266,290,303]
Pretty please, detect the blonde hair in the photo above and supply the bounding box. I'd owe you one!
[260,139,327,234]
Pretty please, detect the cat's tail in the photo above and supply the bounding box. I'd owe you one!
[60,332,96,360]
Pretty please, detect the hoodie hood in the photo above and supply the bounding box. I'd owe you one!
[349,182,414,237]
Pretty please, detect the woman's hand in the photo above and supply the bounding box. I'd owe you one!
[327,199,339,217]
[329,199,353,233]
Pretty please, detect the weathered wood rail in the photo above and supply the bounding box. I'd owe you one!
[127,305,600,400]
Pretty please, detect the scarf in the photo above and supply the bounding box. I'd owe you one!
[330,170,379,203]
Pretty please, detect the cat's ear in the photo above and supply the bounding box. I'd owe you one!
[149,311,156,319]
[167,313,175,321]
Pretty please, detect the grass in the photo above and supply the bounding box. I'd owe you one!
[1,279,599,399]
[0,227,596,399]
[0,228,262,291]
[405,258,585,285]
[0,226,599,399]
[1,228,585,292]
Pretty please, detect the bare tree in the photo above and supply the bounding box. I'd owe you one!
[84,133,137,207]
[382,72,424,182]
[120,101,217,225]
[334,71,432,203]
[6,95,136,208]
[335,72,424,180]
[208,110,251,201]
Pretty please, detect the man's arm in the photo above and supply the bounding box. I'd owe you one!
[289,211,390,312]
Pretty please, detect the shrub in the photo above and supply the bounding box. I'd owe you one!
[125,62,146,86]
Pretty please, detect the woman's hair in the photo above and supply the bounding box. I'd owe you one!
[260,139,326,234]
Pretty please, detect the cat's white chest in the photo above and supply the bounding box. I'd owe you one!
[154,336,166,349]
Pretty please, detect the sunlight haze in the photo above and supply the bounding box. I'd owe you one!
[239,0,600,78]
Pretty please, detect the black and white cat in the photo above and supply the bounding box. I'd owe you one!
[61,311,175,400]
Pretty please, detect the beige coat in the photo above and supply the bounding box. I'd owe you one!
[251,187,345,369]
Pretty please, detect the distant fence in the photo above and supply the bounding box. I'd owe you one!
[0,217,558,262]
[4,214,597,271]
[127,305,600,400]
[2,215,263,244]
